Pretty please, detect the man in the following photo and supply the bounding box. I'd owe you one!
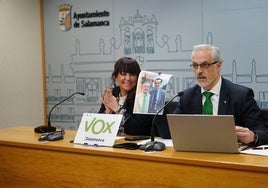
[148,78,166,113]
[133,80,151,113]
[157,44,268,146]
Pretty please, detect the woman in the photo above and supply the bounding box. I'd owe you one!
[99,57,152,135]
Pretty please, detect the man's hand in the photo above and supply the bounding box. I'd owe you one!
[235,126,255,144]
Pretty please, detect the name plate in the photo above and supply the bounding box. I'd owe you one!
[74,113,122,146]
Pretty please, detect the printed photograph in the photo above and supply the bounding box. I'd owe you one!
[133,71,172,115]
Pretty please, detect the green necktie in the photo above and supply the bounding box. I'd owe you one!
[203,91,213,115]
[141,94,148,113]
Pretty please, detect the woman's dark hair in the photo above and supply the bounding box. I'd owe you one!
[111,57,141,105]
[112,57,141,83]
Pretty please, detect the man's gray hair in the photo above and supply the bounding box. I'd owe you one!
[192,44,221,62]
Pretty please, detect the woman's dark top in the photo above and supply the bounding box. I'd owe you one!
[98,86,152,136]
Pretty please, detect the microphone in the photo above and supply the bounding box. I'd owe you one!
[140,91,184,152]
[34,92,85,133]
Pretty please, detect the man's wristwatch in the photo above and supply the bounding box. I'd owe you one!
[253,132,259,145]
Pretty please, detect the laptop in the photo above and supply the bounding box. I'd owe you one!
[166,114,247,153]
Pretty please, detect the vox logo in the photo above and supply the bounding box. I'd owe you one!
[85,117,115,134]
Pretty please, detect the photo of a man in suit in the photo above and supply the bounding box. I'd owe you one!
[148,77,166,114]
[133,80,151,113]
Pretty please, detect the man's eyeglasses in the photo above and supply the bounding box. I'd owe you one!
[190,61,219,70]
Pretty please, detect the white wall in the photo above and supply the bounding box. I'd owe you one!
[43,0,268,130]
[0,0,44,128]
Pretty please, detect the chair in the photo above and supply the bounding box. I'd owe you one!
[165,101,177,114]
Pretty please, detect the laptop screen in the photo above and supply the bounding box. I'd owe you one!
[167,114,240,153]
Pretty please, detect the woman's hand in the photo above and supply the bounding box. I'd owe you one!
[101,88,120,113]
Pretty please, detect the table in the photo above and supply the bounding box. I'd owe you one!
[0,126,267,188]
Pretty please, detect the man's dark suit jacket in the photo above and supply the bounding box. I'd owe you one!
[148,88,166,113]
[156,77,268,146]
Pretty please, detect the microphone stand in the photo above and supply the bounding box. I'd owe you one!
[34,92,85,133]
[140,91,184,152]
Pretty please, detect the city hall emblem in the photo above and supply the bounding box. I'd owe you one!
[58,4,72,31]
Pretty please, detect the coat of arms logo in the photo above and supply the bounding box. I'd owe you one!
[58,4,72,31]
